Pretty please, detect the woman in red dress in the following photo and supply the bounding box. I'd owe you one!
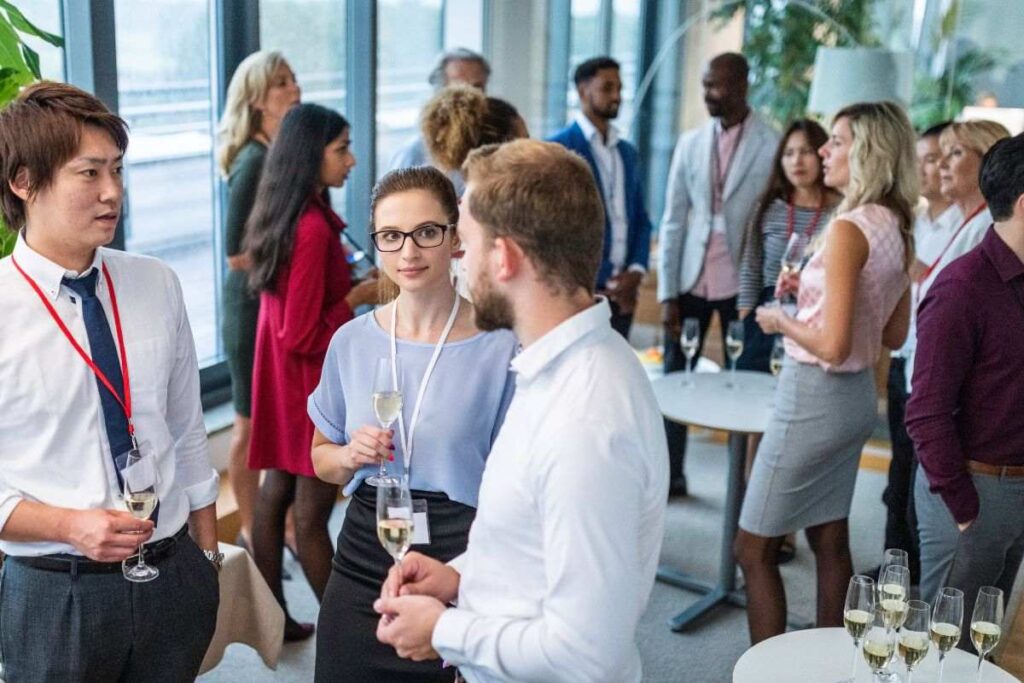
[244,103,378,641]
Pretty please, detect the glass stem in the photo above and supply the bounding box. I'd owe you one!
[939,653,946,682]
[977,653,984,682]
[137,541,144,567]
[731,359,737,387]
[849,640,858,680]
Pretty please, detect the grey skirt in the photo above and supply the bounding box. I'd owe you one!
[739,356,876,537]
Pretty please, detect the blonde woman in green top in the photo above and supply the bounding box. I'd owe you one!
[217,50,300,549]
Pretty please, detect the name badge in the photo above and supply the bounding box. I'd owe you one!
[711,214,727,235]
[411,499,430,545]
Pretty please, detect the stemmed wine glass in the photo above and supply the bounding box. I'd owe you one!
[898,600,931,683]
[971,586,1004,682]
[376,475,414,577]
[880,564,911,632]
[779,232,810,309]
[932,586,964,682]
[725,320,744,389]
[681,318,700,387]
[120,447,160,583]
[368,357,403,486]
[769,336,785,377]
[862,605,898,681]
[840,574,875,683]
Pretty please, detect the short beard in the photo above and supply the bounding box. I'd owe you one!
[470,269,515,331]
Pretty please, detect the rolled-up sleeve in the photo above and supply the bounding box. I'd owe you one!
[432,424,646,682]
[0,485,22,535]
[905,277,978,524]
[164,267,219,510]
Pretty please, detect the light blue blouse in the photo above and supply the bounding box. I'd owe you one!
[308,311,517,508]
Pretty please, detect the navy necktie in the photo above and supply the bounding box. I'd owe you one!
[63,269,134,482]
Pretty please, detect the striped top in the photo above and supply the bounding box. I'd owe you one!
[738,198,833,310]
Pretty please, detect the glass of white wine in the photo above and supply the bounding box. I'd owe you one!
[880,564,911,631]
[840,574,875,683]
[971,586,1004,682]
[932,586,964,683]
[779,232,809,310]
[725,320,744,389]
[120,447,159,583]
[899,600,931,683]
[376,475,413,577]
[862,606,897,680]
[769,336,785,377]
[681,317,700,387]
[368,357,403,486]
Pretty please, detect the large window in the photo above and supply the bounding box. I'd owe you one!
[610,0,641,133]
[567,0,602,121]
[377,0,443,174]
[114,0,220,365]
[18,1,63,80]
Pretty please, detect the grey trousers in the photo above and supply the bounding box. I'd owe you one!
[0,532,219,683]
[915,464,961,605]
[946,472,1024,652]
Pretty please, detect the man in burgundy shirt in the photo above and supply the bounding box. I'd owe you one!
[907,133,1024,633]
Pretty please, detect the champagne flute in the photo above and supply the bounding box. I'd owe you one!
[880,564,911,631]
[899,600,931,683]
[971,586,1004,682]
[769,336,785,377]
[840,574,875,683]
[931,586,964,682]
[376,475,413,577]
[725,320,744,389]
[862,606,897,680]
[120,447,160,583]
[681,317,700,387]
[368,357,403,486]
[779,232,809,307]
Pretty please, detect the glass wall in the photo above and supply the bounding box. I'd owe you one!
[610,0,641,132]
[377,0,443,174]
[113,0,220,364]
[17,0,63,80]
[567,0,602,120]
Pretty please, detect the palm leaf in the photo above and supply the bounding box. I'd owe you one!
[0,1,63,47]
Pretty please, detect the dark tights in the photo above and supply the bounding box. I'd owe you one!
[252,470,338,619]
[734,518,853,644]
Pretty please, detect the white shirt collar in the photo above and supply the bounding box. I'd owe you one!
[511,297,612,382]
[11,231,104,301]
[574,112,619,148]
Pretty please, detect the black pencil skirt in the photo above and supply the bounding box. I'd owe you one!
[315,482,475,683]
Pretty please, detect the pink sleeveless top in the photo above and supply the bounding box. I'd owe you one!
[785,204,909,373]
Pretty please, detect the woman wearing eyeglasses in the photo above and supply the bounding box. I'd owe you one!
[309,167,517,682]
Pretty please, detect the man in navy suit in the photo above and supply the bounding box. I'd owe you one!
[548,56,653,338]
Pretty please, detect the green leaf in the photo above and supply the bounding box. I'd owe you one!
[0,1,63,47]
[21,42,38,78]
[0,11,29,73]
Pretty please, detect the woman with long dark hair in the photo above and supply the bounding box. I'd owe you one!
[246,103,378,641]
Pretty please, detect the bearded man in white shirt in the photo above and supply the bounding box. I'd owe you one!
[374,139,669,682]
[0,82,221,681]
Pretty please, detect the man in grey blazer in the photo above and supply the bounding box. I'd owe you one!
[658,53,778,495]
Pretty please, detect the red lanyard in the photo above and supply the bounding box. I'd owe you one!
[786,196,825,240]
[11,256,135,438]
[918,202,987,284]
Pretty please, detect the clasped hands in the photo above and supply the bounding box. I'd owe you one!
[755,269,801,335]
[374,551,460,661]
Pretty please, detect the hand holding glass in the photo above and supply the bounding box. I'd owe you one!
[681,318,700,386]
[376,476,414,578]
[971,586,1004,682]
[121,447,159,583]
[369,357,402,486]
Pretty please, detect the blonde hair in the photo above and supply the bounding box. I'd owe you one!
[939,119,1010,158]
[421,85,523,171]
[217,50,289,176]
[832,101,919,270]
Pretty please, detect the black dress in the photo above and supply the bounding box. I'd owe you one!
[315,483,474,683]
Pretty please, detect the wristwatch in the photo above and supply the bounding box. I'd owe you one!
[203,548,225,572]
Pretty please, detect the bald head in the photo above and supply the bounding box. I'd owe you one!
[702,52,750,121]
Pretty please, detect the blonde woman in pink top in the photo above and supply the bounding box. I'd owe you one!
[734,102,916,645]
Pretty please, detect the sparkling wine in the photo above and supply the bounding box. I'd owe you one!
[377,518,412,559]
[770,357,783,376]
[844,609,871,640]
[971,620,1001,654]
[931,622,961,652]
[682,339,699,358]
[726,339,743,360]
[373,391,403,427]
[124,490,157,520]
[898,633,929,667]
[780,263,798,277]
[881,598,908,629]
[863,639,895,670]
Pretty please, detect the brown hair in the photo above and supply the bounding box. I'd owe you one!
[421,85,523,171]
[462,139,604,295]
[370,166,460,302]
[0,81,128,231]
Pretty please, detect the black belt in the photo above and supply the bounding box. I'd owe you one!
[8,525,189,575]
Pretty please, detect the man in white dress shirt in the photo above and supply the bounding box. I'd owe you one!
[374,139,669,682]
[0,82,221,681]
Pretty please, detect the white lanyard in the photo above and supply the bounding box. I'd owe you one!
[389,293,460,473]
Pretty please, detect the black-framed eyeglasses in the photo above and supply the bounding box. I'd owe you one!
[370,223,453,252]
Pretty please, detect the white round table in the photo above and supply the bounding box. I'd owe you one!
[733,627,1020,682]
[651,370,777,631]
